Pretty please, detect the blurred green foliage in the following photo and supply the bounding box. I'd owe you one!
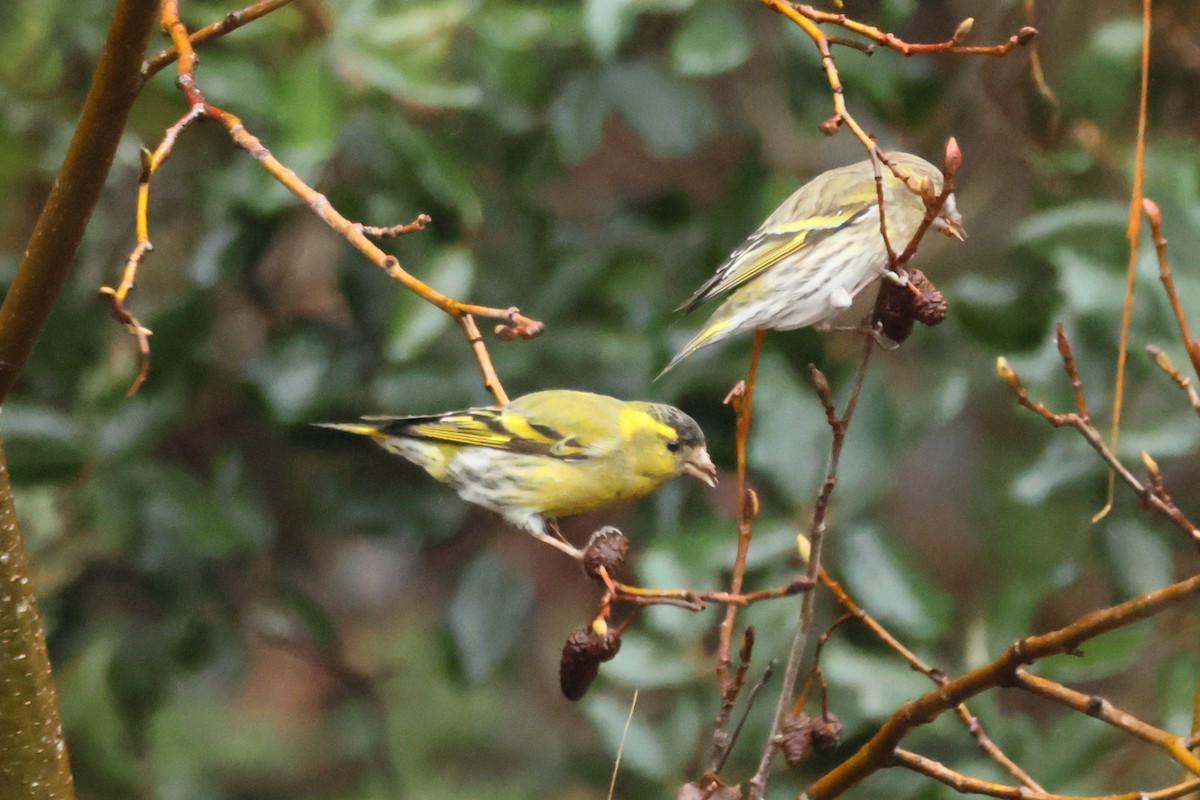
[2,0,1199,797]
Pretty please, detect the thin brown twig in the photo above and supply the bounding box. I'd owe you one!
[895,749,1200,800]
[361,213,432,239]
[794,612,852,717]
[819,568,1045,792]
[1143,198,1200,379]
[997,331,1200,547]
[1012,670,1200,776]
[1101,0,1154,523]
[804,572,1200,799]
[760,0,1033,163]
[106,1,541,403]
[1023,0,1061,124]
[1057,324,1091,422]
[749,337,874,799]
[715,660,775,774]
[708,328,766,770]
[98,104,205,395]
[1147,346,1200,419]
[882,138,961,281]
[793,5,1037,57]
[1188,687,1200,800]
[596,567,812,614]
[142,0,296,79]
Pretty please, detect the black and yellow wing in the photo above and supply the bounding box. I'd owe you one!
[354,407,592,461]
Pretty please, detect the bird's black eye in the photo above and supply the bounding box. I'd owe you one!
[666,440,681,453]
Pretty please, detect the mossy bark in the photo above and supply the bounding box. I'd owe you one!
[0,1,160,797]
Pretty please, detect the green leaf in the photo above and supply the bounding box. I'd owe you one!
[607,61,718,158]
[1010,436,1099,505]
[342,49,483,109]
[550,72,613,163]
[58,638,141,794]
[583,0,639,60]
[274,48,341,168]
[1118,411,1200,460]
[387,247,476,363]
[584,693,668,778]
[1061,17,1143,123]
[93,391,181,462]
[1100,520,1173,600]
[600,630,697,688]
[446,551,534,682]
[1,402,84,482]
[1038,623,1149,683]
[1011,201,1127,249]
[583,0,695,59]
[1055,246,1133,315]
[1157,653,1200,737]
[670,4,751,77]
[748,355,828,505]
[137,465,272,564]
[836,524,952,640]
[390,121,484,228]
[472,5,582,50]
[823,642,932,722]
[248,335,342,425]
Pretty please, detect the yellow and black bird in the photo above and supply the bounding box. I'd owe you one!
[320,390,717,558]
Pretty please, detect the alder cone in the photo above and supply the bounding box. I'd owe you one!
[559,626,622,701]
[874,268,948,343]
[582,526,629,579]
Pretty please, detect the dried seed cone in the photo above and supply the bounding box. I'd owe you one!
[559,626,622,701]
[779,711,814,766]
[811,712,844,752]
[583,526,630,579]
[874,268,947,343]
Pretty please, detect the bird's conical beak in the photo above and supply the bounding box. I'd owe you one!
[682,449,718,487]
[937,214,967,242]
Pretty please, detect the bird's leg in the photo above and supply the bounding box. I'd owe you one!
[528,527,583,561]
[881,265,910,286]
[529,520,584,559]
[863,318,901,350]
[817,317,900,349]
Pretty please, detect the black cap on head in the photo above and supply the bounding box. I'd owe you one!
[648,404,706,448]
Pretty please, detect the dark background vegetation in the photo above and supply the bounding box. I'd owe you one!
[2,0,1198,797]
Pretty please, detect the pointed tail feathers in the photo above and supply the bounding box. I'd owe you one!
[656,320,732,379]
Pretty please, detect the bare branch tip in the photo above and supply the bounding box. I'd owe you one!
[996,356,1023,393]
[808,365,830,398]
[944,137,962,175]
[819,115,843,136]
[723,380,747,407]
[952,17,974,43]
[1016,26,1038,46]
[1141,197,1161,222]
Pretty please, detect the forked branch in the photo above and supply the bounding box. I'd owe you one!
[104,0,542,402]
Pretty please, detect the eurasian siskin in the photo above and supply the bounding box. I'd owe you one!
[320,390,717,558]
[661,152,965,373]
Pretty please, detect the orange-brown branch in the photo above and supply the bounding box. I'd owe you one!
[793,5,1036,56]
[106,1,541,403]
[998,329,1200,547]
[1143,198,1200,380]
[819,568,1045,791]
[142,0,296,80]
[1102,0,1153,522]
[749,340,874,799]
[895,749,1200,800]
[1013,670,1200,777]
[804,573,1200,799]
[758,0,1034,170]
